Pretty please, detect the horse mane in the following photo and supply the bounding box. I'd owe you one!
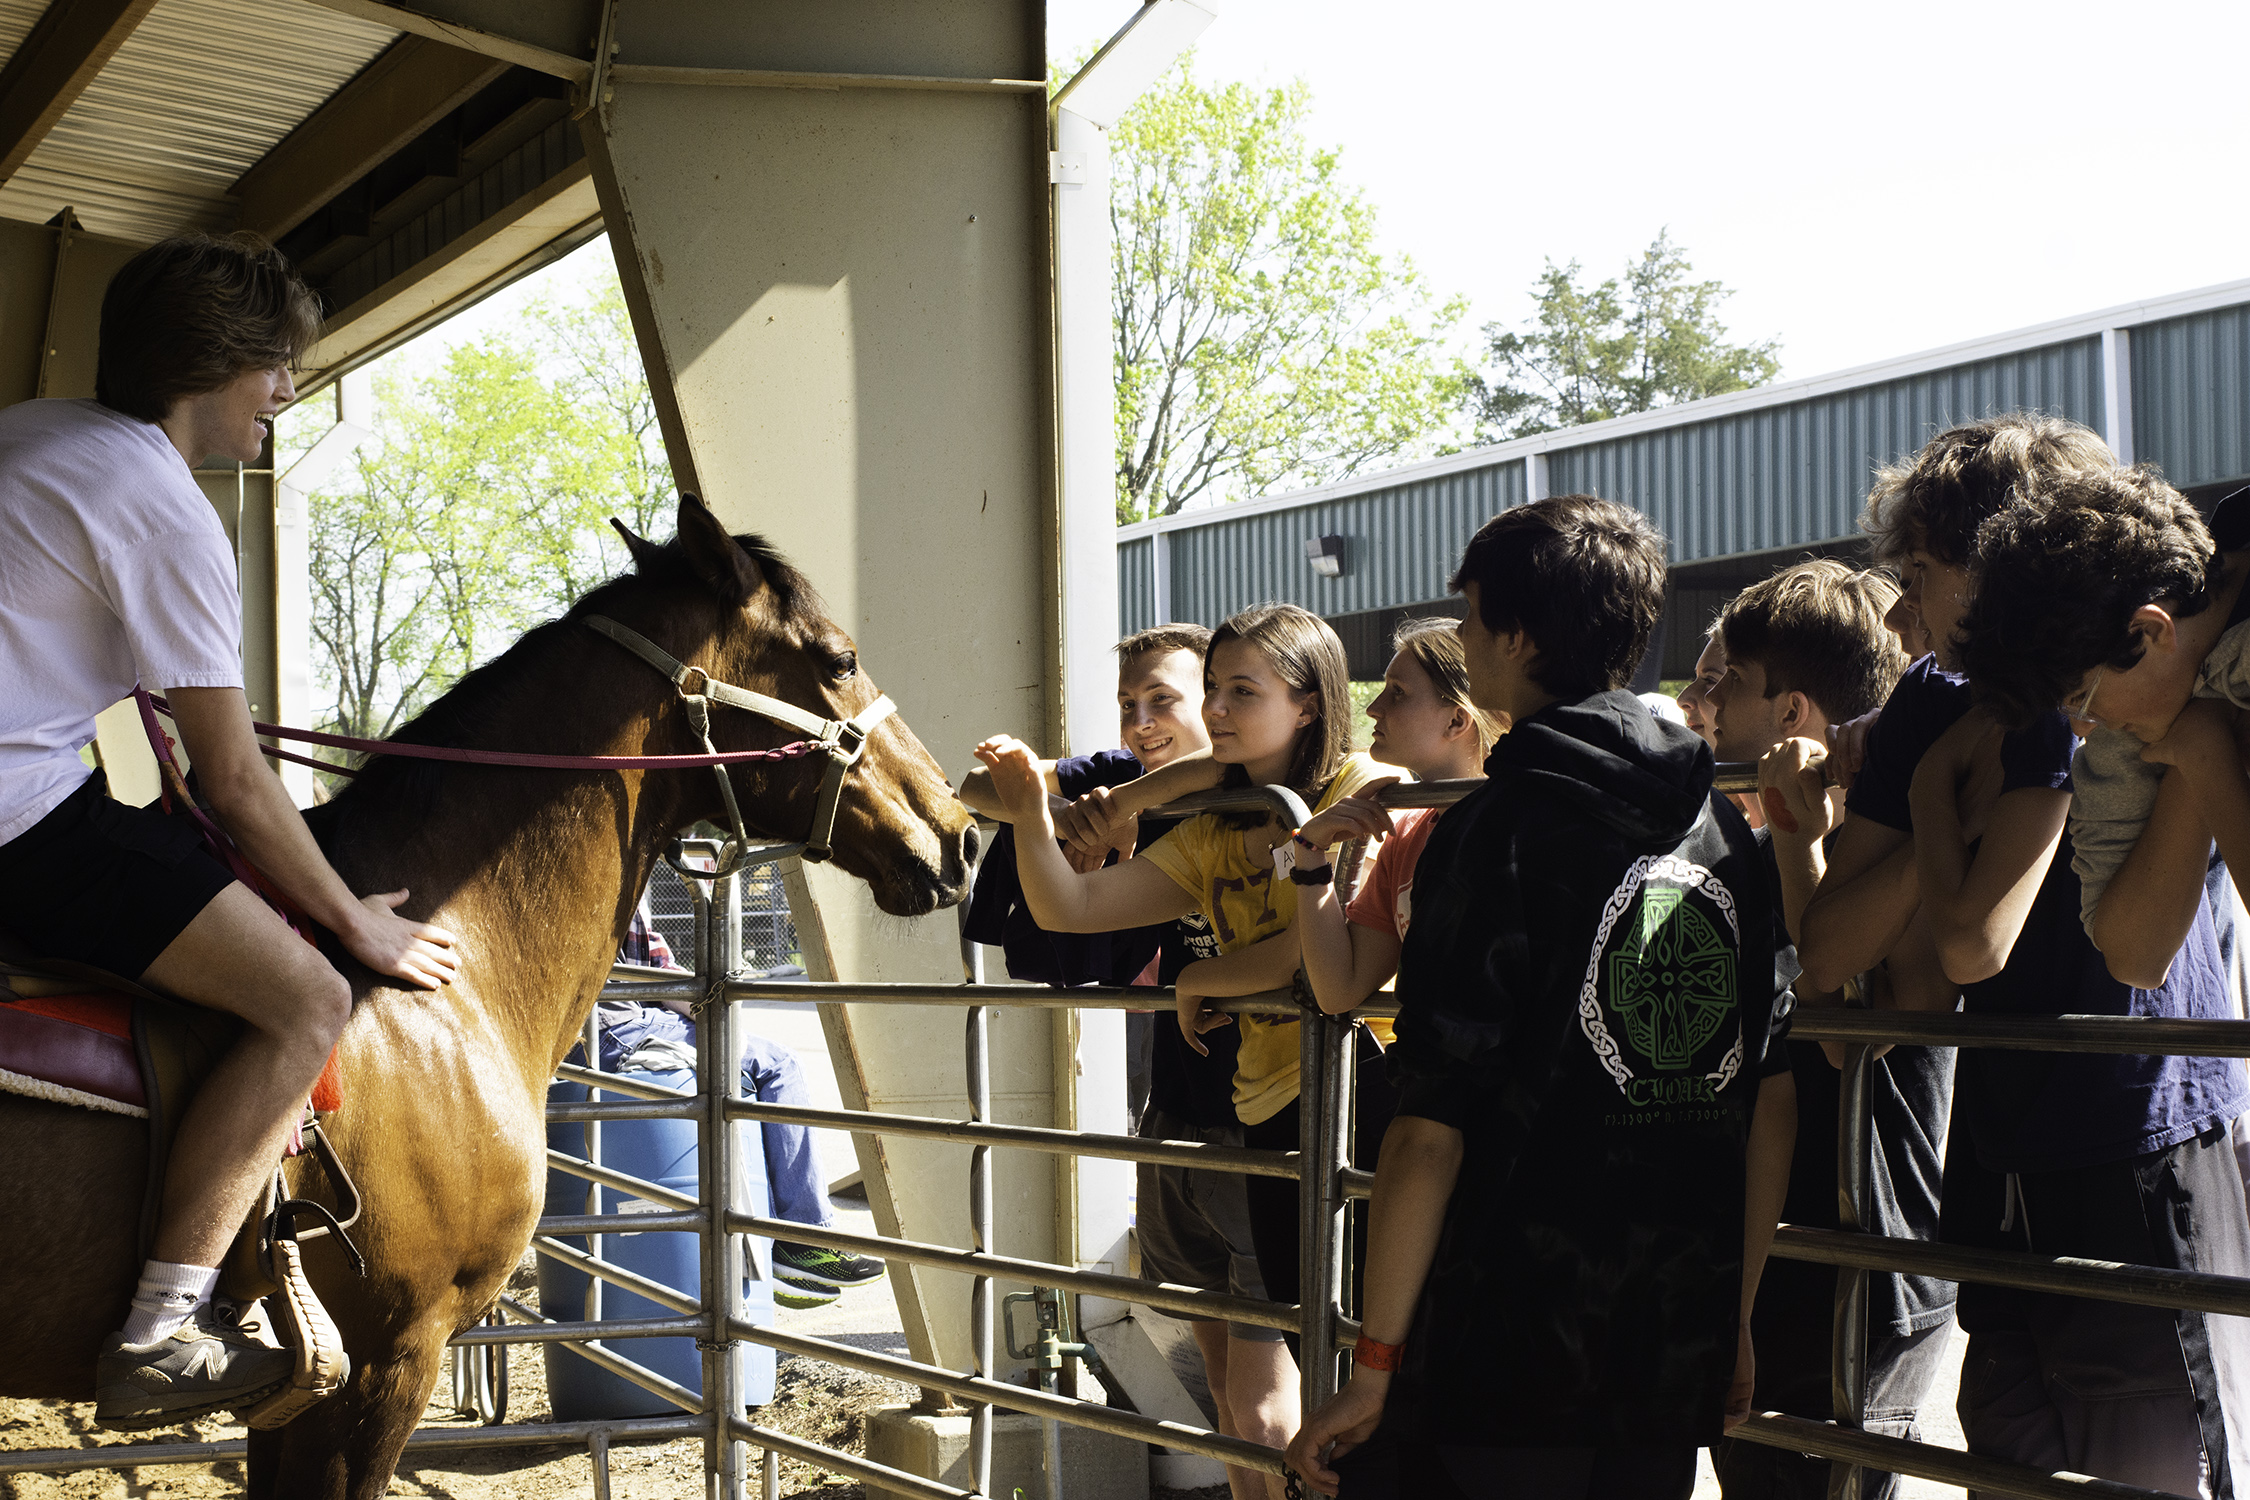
[308,530,816,847]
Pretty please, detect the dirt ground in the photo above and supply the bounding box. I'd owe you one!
[0,1261,915,1500]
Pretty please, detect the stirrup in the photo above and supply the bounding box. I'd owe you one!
[238,1206,352,1430]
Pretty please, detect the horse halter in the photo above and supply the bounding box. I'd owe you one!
[585,615,897,865]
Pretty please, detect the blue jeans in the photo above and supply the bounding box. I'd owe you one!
[737,1032,830,1230]
[586,1004,831,1231]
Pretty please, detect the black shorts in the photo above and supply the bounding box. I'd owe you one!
[0,770,235,983]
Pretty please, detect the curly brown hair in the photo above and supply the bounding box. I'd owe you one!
[1861,414,2112,568]
[96,233,321,423]
[1956,466,2221,728]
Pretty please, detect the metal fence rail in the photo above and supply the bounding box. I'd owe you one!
[6,764,2243,1500]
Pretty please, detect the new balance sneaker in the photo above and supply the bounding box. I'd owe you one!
[94,1304,292,1430]
[774,1241,887,1290]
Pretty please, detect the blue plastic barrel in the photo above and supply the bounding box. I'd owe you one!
[541,1066,777,1416]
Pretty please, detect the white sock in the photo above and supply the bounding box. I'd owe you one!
[120,1261,219,1345]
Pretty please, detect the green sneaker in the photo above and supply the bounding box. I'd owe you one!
[94,1305,292,1431]
[774,1241,887,1289]
[773,1272,841,1310]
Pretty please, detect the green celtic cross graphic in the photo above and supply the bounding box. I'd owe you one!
[1606,885,1735,1072]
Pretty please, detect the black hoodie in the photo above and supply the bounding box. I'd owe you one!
[1381,689,1779,1449]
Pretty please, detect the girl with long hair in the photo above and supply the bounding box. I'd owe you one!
[975,602,1389,1494]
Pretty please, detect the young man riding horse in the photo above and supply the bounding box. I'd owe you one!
[0,234,458,1427]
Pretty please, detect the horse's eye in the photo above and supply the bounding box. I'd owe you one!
[830,652,858,682]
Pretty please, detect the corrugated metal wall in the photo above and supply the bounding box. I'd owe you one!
[1111,310,2250,640]
[1118,535,1154,635]
[1549,338,2103,567]
[1159,457,1524,627]
[2135,307,2250,493]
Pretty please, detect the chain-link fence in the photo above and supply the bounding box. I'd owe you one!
[645,857,798,972]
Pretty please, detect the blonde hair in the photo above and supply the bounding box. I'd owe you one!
[1390,617,1505,757]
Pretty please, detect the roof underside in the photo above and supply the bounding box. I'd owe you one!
[0,0,396,242]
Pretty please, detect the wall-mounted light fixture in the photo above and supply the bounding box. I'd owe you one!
[1305,534,1348,578]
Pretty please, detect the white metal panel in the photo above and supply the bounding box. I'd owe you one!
[0,0,397,243]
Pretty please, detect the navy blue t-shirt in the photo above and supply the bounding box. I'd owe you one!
[961,748,1239,1127]
[1846,656,2247,1171]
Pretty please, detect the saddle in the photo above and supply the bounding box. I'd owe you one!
[0,934,358,1429]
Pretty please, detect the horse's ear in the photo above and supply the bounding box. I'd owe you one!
[609,517,665,573]
[676,492,763,604]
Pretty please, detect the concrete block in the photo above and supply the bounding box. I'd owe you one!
[865,1404,1149,1500]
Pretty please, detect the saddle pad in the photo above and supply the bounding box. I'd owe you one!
[0,990,344,1119]
[0,993,146,1117]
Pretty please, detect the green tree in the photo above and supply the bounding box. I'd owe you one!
[1468,230,1781,441]
[1107,63,1469,522]
[302,269,675,750]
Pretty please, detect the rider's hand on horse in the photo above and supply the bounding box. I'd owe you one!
[1286,1369,1389,1497]
[344,889,458,989]
[972,736,1054,832]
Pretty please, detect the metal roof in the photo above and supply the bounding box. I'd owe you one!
[1118,277,2250,638]
[0,0,396,242]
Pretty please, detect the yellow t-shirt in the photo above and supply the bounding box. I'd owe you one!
[1140,752,1395,1126]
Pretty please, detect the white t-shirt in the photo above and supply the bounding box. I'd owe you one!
[0,399,242,845]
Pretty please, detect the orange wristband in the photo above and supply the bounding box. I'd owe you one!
[1352,1336,1403,1372]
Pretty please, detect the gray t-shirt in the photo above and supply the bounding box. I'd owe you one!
[2070,488,2250,932]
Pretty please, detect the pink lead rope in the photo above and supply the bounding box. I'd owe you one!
[137,693,822,778]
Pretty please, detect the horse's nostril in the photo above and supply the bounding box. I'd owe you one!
[960,823,982,868]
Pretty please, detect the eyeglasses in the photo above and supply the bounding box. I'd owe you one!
[2066,667,2105,726]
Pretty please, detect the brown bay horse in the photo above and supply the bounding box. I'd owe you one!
[0,494,977,1496]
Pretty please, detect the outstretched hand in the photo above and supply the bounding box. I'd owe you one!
[346,889,458,989]
[1285,1373,1389,1497]
[973,736,1056,833]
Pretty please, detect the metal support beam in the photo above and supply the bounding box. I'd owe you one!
[32,206,77,398]
[1050,0,1213,755]
[1150,527,1171,625]
[297,0,592,81]
[2101,326,2136,466]
[0,0,158,182]
[231,36,508,240]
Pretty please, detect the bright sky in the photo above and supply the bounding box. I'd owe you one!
[420,3,2250,400]
[1052,0,2250,383]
